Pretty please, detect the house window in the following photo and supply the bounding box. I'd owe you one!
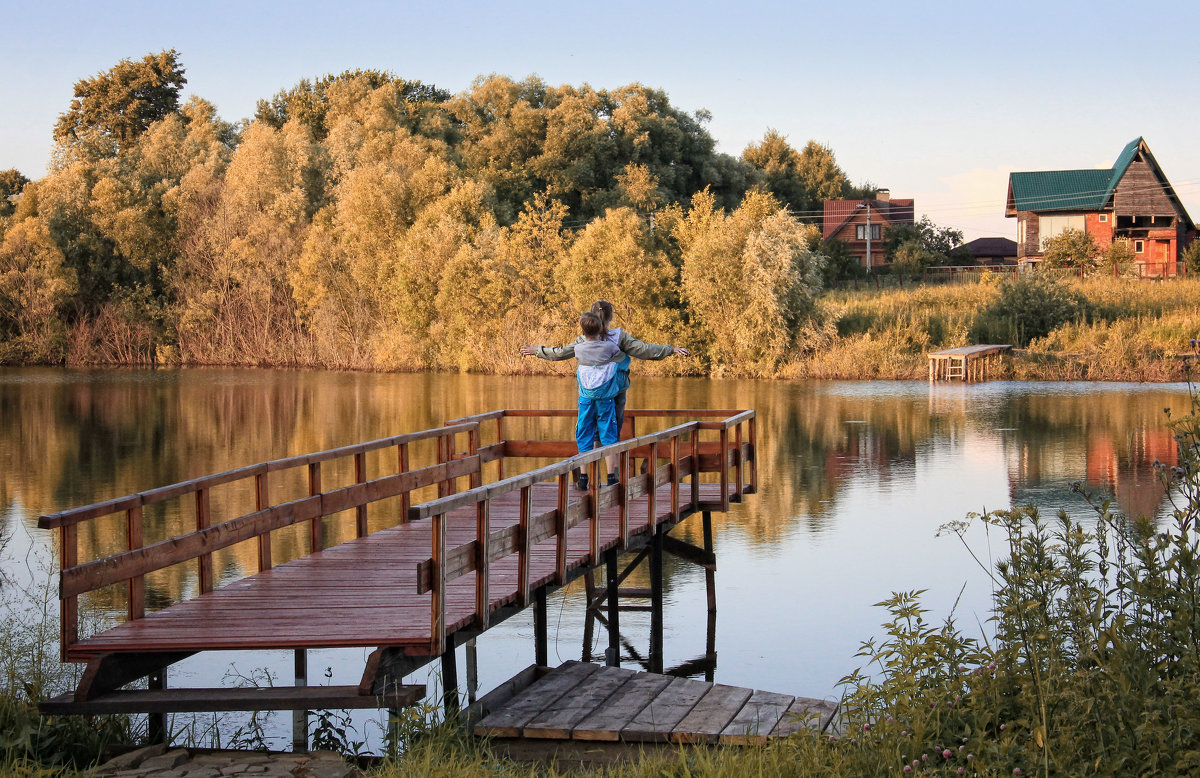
[1134,240,1145,253]
[1098,214,1108,223]
[1018,220,1026,246]
[1039,214,1086,245]
[855,224,881,241]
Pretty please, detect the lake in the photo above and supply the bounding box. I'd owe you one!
[0,368,1189,749]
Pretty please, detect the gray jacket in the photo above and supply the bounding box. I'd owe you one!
[535,328,675,362]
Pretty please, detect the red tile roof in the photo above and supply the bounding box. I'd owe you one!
[822,199,915,240]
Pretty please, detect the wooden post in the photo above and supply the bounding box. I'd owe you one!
[691,427,701,510]
[703,510,716,614]
[126,506,145,622]
[354,452,368,537]
[255,473,271,571]
[647,441,658,528]
[467,427,482,489]
[441,647,459,718]
[605,548,620,668]
[195,488,213,594]
[649,526,664,674]
[588,459,600,565]
[555,473,568,584]
[495,417,505,481]
[466,638,478,705]
[431,512,446,655]
[307,462,323,553]
[60,523,77,658]
[670,435,680,523]
[517,485,532,607]
[293,649,307,752]
[475,500,490,629]
[748,417,758,494]
[398,443,410,523]
[618,449,629,548]
[719,428,730,513]
[534,588,548,667]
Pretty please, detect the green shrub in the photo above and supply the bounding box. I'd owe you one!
[969,274,1092,347]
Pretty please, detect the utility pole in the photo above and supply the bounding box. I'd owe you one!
[865,203,872,272]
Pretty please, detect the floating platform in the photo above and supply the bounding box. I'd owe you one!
[472,661,837,763]
[928,344,1011,382]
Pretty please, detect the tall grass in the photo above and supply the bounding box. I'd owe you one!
[787,277,1200,381]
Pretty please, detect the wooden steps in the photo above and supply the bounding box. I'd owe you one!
[473,661,837,750]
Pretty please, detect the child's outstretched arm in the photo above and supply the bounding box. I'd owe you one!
[617,331,689,360]
[520,337,585,361]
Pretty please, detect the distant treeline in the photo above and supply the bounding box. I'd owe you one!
[0,50,892,375]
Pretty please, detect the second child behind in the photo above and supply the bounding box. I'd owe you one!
[574,311,629,491]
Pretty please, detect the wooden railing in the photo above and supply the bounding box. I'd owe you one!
[38,423,480,660]
[420,409,757,654]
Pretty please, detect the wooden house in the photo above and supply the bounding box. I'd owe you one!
[963,237,1018,265]
[823,189,914,270]
[1005,138,1195,276]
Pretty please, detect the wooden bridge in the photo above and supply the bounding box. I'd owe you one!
[38,409,758,748]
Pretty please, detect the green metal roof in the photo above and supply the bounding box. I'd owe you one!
[1009,137,1143,213]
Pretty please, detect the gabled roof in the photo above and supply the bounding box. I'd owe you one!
[822,198,915,240]
[963,237,1017,258]
[1006,138,1194,231]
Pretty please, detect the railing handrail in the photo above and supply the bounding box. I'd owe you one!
[409,421,700,521]
[39,422,479,530]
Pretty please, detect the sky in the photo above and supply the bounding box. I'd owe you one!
[3,0,1199,240]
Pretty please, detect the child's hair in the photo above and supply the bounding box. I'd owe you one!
[579,312,604,338]
[590,300,614,337]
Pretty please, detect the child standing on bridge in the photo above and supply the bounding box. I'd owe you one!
[566,311,628,491]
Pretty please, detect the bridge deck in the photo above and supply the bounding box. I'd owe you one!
[68,481,730,658]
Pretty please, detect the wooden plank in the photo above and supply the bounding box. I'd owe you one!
[466,664,545,727]
[74,652,195,702]
[571,671,673,741]
[671,683,753,744]
[474,661,600,738]
[522,666,639,740]
[769,697,839,737]
[41,684,425,715]
[718,690,795,745]
[621,676,710,743]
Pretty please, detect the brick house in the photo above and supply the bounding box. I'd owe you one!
[1005,137,1195,275]
[822,189,914,270]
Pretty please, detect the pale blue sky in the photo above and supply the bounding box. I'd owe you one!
[3,0,1198,238]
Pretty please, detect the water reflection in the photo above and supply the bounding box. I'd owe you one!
[0,369,1191,729]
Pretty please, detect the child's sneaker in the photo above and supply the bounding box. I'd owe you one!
[606,473,619,487]
[576,474,589,492]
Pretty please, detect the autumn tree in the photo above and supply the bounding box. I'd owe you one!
[742,133,851,215]
[54,50,186,150]
[0,217,77,361]
[678,190,825,374]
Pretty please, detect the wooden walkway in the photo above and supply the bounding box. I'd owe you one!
[928,344,1011,382]
[472,661,836,763]
[38,409,757,728]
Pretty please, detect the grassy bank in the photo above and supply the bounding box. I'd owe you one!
[781,276,1200,381]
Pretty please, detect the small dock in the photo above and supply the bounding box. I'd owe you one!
[928,344,1011,382]
[472,661,837,764]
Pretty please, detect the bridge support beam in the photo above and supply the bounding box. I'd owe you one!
[534,588,548,668]
[148,669,166,744]
[649,526,664,674]
[293,649,307,752]
[605,548,620,667]
[440,647,459,718]
[703,511,716,614]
